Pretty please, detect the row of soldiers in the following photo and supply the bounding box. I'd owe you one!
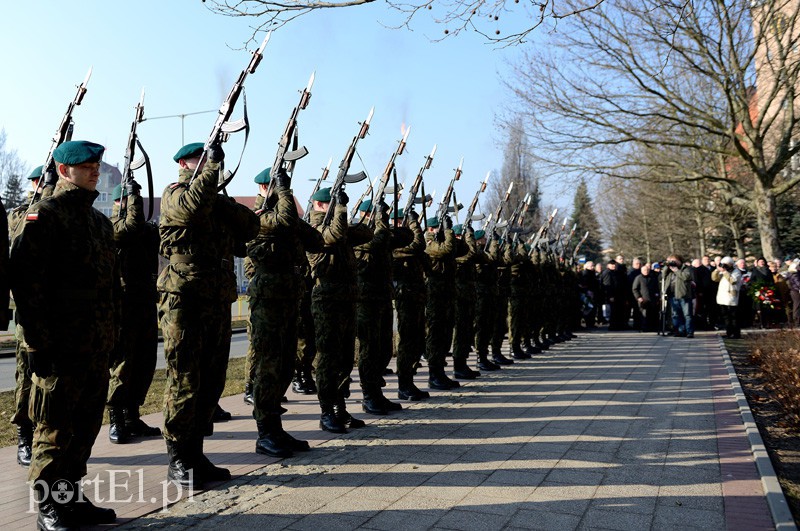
[7,138,581,531]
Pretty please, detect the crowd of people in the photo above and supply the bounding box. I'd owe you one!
[577,253,800,338]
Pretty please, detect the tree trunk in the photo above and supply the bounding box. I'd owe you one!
[694,198,706,257]
[753,180,783,260]
[729,221,745,259]
[643,217,651,264]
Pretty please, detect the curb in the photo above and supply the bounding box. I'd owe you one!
[717,335,798,530]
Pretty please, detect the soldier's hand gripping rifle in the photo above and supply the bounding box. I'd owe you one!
[32,67,92,206]
[436,158,463,233]
[402,144,437,226]
[499,195,526,245]
[529,207,557,253]
[321,107,374,228]
[304,157,332,222]
[190,32,270,188]
[551,217,568,256]
[119,89,154,221]
[264,72,314,198]
[482,181,513,250]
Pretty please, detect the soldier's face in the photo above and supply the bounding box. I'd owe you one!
[60,162,100,191]
[180,156,205,172]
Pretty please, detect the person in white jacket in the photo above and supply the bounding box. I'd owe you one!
[712,256,743,339]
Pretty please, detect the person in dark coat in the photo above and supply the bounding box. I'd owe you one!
[632,263,660,332]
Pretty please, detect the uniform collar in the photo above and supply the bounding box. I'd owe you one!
[53,179,100,206]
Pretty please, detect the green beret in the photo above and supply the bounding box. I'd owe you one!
[28,165,43,180]
[358,199,372,212]
[524,243,532,253]
[173,142,204,162]
[475,230,486,240]
[112,184,123,201]
[453,224,464,235]
[389,207,404,220]
[426,217,440,228]
[311,187,332,203]
[52,140,105,165]
[254,167,271,184]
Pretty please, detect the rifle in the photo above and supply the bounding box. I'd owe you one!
[500,193,530,245]
[560,223,577,260]
[119,89,154,221]
[464,171,490,228]
[482,181,513,249]
[304,157,332,222]
[401,144,436,226]
[530,208,557,252]
[369,127,410,225]
[321,107,374,228]
[265,72,314,198]
[572,231,590,260]
[190,32,270,188]
[553,218,568,254]
[436,158,463,232]
[32,67,92,206]
[351,126,410,222]
[512,193,533,243]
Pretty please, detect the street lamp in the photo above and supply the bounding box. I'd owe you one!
[142,109,217,145]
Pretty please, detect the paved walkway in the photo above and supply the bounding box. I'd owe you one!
[0,330,792,530]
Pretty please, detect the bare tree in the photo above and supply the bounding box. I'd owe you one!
[0,129,28,206]
[203,0,616,45]
[506,0,800,260]
[483,117,541,231]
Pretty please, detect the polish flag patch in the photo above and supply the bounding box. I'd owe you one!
[26,213,38,221]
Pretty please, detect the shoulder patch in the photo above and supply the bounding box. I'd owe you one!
[169,182,185,190]
[26,213,39,221]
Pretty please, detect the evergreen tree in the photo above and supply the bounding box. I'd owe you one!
[3,172,25,210]
[569,179,602,262]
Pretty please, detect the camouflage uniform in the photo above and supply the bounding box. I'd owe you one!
[354,209,412,409]
[294,222,324,393]
[242,193,264,399]
[8,194,32,435]
[307,206,373,418]
[157,161,259,464]
[248,185,322,429]
[491,244,513,361]
[424,226,466,386]
[451,226,483,375]
[474,235,504,365]
[392,215,428,396]
[10,179,118,489]
[508,241,530,358]
[107,194,160,430]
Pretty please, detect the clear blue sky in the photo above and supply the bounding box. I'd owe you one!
[0,1,568,213]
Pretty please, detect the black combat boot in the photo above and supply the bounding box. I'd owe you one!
[212,404,232,422]
[72,482,116,525]
[255,416,294,458]
[477,351,500,371]
[428,367,461,390]
[108,406,131,444]
[193,437,231,482]
[397,379,430,401]
[379,395,403,411]
[523,340,542,355]
[166,440,195,488]
[319,402,347,433]
[362,393,389,415]
[335,400,366,429]
[17,423,32,467]
[36,484,77,531]
[124,406,161,437]
[243,381,254,405]
[453,360,481,380]
[491,348,514,366]
[276,422,311,452]
[511,344,530,360]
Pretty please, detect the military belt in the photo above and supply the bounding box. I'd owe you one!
[169,254,229,269]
